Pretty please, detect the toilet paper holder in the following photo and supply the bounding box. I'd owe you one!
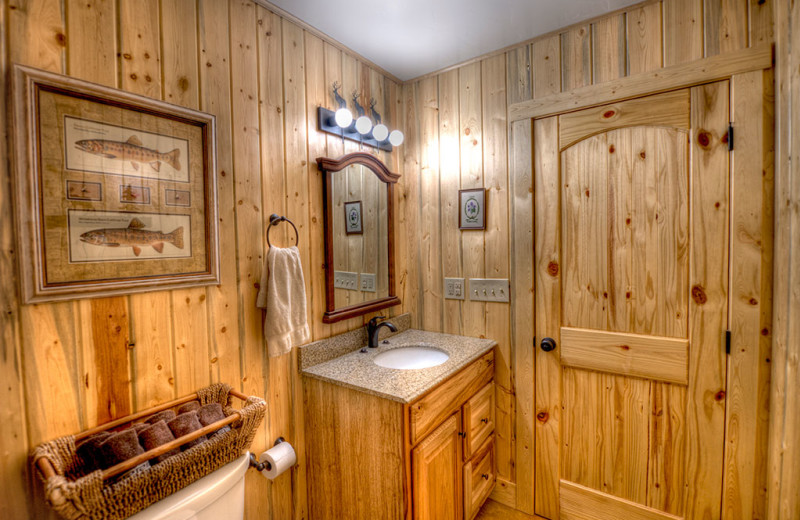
[249,437,285,472]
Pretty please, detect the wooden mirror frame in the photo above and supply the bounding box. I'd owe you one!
[318,152,401,323]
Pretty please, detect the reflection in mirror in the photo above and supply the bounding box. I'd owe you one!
[319,153,400,323]
[331,164,389,308]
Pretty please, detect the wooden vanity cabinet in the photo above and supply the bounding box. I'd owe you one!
[304,349,496,520]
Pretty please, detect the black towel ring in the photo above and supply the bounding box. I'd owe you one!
[267,214,299,247]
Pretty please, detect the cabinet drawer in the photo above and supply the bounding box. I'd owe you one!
[408,350,494,445]
[463,435,495,520]
[462,381,494,459]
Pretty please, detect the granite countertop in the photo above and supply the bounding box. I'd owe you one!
[301,329,496,403]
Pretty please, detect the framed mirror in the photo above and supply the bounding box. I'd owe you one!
[318,152,401,323]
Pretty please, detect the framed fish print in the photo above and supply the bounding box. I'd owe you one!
[458,188,486,230]
[11,64,220,303]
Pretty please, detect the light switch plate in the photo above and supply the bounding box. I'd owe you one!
[334,271,358,290]
[468,278,510,302]
[444,278,465,300]
[360,273,376,293]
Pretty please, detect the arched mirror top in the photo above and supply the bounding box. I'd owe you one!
[317,152,400,184]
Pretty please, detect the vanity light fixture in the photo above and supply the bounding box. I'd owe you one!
[317,83,404,152]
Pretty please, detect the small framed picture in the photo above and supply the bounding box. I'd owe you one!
[344,201,363,235]
[459,188,486,230]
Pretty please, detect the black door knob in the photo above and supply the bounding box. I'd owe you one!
[540,337,556,352]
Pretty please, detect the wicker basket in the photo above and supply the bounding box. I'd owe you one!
[31,383,266,520]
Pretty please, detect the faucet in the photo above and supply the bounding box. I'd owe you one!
[367,316,397,348]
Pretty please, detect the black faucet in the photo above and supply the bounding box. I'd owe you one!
[367,316,397,348]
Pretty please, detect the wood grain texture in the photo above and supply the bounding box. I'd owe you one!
[768,1,800,517]
[560,327,689,384]
[560,481,682,520]
[592,14,627,84]
[722,69,773,520]
[663,0,704,66]
[626,2,663,74]
[561,25,593,91]
[304,377,405,520]
[510,43,772,121]
[413,412,463,520]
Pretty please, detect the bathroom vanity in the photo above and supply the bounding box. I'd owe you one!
[302,329,496,520]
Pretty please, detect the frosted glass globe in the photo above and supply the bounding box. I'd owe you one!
[372,124,389,142]
[334,108,353,128]
[355,116,372,135]
[389,130,405,147]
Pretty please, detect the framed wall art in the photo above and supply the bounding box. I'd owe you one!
[458,188,486,230]
[344,200,363,235]
[11,64,220,303]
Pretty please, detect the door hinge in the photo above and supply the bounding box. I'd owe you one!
[725,330,731,355]
[727,124,734,151]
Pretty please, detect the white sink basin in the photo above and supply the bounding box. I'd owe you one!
[373,346,450,370]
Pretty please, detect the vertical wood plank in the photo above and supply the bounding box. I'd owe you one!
[532,35,561,99]
[626,2,663,75]
[66,0,117,83]
[704,0,749,56]
[481,54,513,484]
[439,69,463,336]
[663,0,704,66]
[507,42,535,515]
[162,0,212,399]
[0,1,31,515]
[592,14,626,84]
[723,69,773,520]
[749,0,774,46]
[459,62,485,339]
[119,0,160,99]
[400,82,421,329]
[533,116,561,519]
[229,2,270,519]
[198,0,241,389]
[89,298,132,423]
[419,76,443,333]
[685,80,729,519]
[561,25,592,92]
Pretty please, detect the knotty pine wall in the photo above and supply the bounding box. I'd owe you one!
[400,0,775,515]
[0,1,408,518]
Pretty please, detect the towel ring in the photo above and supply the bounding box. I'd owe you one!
[267,214,299,247]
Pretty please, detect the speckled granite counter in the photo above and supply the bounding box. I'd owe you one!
[301,329,496,403]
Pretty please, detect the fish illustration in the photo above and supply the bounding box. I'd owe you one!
[75,135,181,172]
[79,218,184,257]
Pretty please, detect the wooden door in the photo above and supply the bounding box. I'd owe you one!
[412,412,463,520]
[533,84,730,520]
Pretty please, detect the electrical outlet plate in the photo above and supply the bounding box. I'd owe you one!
[444,278,465,300]
[468,278,510,302]
[360,273,376,293]
[334,271,358,291]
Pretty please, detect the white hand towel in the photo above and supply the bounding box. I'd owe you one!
[256,245,310,357]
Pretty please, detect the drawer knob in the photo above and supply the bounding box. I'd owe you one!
[481,474,489,480]
[481,418,489,424]
[458,431,466,438]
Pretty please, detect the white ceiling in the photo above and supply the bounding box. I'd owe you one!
[269,0,642,81]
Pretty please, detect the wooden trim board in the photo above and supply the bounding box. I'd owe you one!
[560,327,689,385]
[509,43,773,121]
[560,481,683,520]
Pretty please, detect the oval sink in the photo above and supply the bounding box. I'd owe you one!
[373,346,449,370]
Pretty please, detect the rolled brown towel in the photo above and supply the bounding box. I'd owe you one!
[197,403,231,437]
[98,429,145,469]
[132,423,151,434]
[76,432,111,473]
[167,411,207,450]
[177,400,201,415]
[145,409,176,425]
[138,420,180,464]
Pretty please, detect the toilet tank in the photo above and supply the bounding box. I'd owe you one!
[128,452,251,520]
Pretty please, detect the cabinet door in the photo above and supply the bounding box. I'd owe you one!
[412,412,462,520]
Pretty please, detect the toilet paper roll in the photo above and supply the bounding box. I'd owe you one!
[258,441,297,480]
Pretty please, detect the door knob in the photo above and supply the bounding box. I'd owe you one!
[540,337,556,352]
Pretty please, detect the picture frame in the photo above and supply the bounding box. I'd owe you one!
[11,64,220,303]
[344,200,363,235]
[458,188,487,230]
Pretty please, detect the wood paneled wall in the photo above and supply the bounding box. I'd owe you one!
[0,1,406,519]
[401,0,775,515]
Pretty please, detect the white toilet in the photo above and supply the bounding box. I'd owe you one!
[127,452,251,520]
